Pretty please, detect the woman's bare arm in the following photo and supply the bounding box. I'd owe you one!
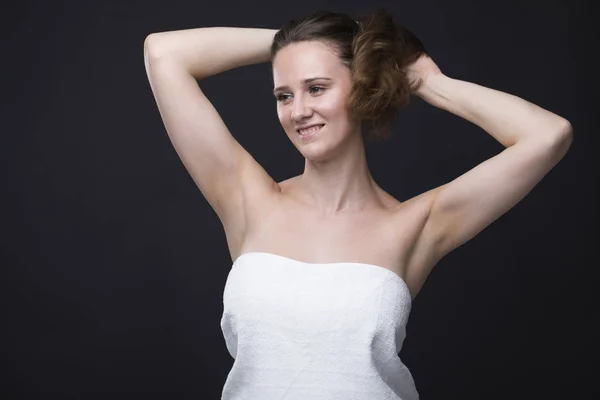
[407,66,572,284]
[145,27,277,78]
[144,28,279,253]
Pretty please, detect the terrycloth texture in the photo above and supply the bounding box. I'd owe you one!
[220,252,419,400]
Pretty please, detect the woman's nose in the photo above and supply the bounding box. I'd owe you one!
[291,99,312,122]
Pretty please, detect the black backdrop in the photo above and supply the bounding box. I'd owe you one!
[1,0,596,398]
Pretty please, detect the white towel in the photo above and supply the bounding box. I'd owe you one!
[220,252,419,400]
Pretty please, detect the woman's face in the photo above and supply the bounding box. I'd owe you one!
[272,40,359,160]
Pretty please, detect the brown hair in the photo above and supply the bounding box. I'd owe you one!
[271,8,427,142]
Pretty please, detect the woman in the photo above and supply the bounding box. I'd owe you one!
[143,9,572,399]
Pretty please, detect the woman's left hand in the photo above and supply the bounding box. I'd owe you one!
[406,54,443,96]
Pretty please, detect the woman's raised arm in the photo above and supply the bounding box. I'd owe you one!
[143,28,280,253]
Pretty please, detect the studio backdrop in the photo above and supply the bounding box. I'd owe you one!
[1,0,595,399]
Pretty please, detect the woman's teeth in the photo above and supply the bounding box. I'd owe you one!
[299,125,324,135]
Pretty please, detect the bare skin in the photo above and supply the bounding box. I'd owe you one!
[235,175,435,301]
[232,41,441,300]
[145,28,572,302]
[231,40,572,301]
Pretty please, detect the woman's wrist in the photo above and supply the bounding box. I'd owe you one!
[413,73,450,107]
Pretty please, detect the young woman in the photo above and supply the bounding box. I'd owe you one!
[144,9,572,399]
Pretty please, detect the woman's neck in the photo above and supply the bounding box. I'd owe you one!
[297,141,380,216]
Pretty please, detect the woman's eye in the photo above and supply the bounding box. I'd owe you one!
[276,87,325,102]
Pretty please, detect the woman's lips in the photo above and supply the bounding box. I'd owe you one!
[298,124,324,139]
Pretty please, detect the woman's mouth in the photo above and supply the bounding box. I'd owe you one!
[297,124,324,140]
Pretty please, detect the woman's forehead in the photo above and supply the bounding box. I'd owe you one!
[272,42,344,86]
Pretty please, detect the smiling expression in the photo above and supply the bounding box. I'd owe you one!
[272,40,360,158]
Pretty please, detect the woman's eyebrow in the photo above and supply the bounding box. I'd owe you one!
[273,77,332,94]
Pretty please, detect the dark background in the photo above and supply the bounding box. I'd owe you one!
[1,0,596,398]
